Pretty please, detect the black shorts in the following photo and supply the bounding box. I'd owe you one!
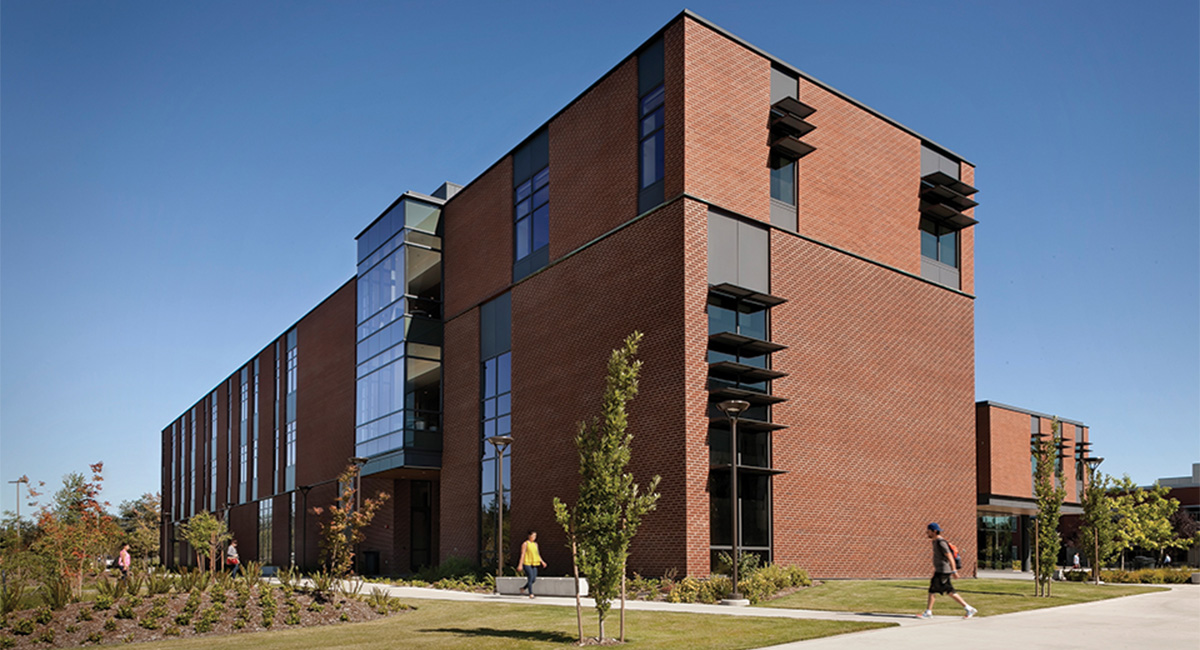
[929,572,956,594]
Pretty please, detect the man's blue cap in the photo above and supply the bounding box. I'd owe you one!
[927,522,941,532]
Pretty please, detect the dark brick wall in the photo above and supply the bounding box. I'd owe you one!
[439,308,481,563]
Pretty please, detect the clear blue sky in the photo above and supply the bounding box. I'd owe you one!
[3,0,1197,515]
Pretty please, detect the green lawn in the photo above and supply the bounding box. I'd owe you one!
[759,578,1166,617]
[128,600,893,650]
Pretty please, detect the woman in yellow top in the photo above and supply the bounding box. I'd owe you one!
[517,530,546,598]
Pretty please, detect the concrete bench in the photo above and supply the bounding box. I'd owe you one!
[1191,572,1199,585]
[497,576,588,597]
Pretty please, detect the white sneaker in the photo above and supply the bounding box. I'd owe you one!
[919,610,933,619]
[964,606,978,619]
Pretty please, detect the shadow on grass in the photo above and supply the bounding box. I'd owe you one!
[887,584,1029,597]
[422,627,578,644]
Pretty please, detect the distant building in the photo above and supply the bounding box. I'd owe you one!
[162,9,991,579]
[1155,463,1200,566]
[975,401,1099,571]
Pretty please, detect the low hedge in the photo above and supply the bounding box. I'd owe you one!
[1100,567,1193,584]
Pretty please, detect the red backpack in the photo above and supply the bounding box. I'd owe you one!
[946,540,962,566]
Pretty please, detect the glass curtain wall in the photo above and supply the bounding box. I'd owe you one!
[355,197,444,459]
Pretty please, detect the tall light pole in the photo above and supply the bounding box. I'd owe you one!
[1084,456,1104,586]
[717,399,750,605]
[350,457,369,575]
[7,478,28,547]
[486,435,513,594]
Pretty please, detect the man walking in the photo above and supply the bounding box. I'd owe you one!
[921,523,978,619]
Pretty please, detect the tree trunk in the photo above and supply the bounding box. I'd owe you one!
[597,612,605,643]
[619,561,626,643]
[571,537,583,645]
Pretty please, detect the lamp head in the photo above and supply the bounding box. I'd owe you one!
[717,400,751,417]
[487,435,514,452]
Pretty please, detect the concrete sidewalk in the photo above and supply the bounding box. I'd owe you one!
[758,584,1199,650]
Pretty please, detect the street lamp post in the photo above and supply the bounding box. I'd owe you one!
[350,457,369,575]
[1084,456,1104,585]
[486,435,514,594]
[717,399,751,605]
[7,478,28,547]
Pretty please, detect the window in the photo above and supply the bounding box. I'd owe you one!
[639,84,665,191]
[286,347,298,394]
[259,499,272,563]
[769,155,795,205]
[286,421,297,468]
[514,167,549,261]
[637,37,664,213]
[920,219,958,268]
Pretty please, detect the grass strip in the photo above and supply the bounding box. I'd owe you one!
[128,599,891,649]
[759,578,1166,617]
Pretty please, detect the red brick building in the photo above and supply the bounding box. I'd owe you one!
[975,401,1098,570]
[162,11,987,579]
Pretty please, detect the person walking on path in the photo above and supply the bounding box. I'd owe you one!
[117,543,131,580]
[226,539,240,578]
[921,523,977,619]
[517,530,546,598]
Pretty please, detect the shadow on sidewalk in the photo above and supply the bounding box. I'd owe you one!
[422,627,577,644]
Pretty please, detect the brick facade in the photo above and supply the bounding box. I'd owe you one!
[162,11,1014,581]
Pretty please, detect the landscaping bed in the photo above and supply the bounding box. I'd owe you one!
[0,581,410,649]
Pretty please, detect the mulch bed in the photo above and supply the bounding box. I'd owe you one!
[0,583,409,649]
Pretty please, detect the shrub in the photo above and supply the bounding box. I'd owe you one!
[65,624,78,633]
[737,564,811,604]
[338,576,365,599]
[0,579,27,616]
[1101,567,1193,584]
[103,619,117,632]
[309,570,337,599]
[38,575,73,610]
[146,572,174,596]
[138,616,160,630]
[124,573,145,597]
[413,556,479,582]
[85,631,103,645]
[0,635,14,649]
[33,607,53,625]
[76,607,93,622]
[665,576,730,604]
[92,594,114,611]
[338,612,349,622]
[33,627,54,644]
[1064,570,1088,582]
[241,561,263,583]
[114,604,134,620]
[9,618,33,636]
[164,625,181,637]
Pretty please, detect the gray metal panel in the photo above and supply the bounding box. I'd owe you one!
[770,67,798,104]
[480,292,512,359]
[921,145,960,180]
[638,179,664,214]
[920,257,960,290]
[707,210,739,287]
[770,199,797,233]
[738,220,770,294]
[513,128,549,185]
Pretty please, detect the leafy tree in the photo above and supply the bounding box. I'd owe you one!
[1168,509,1200,558]
[31,463,121,599]
[1078,470,1116,583]
[116,493,161,562]
[1109,476,1193,565]
[553,332,660,643]
[311,464,390,576]
[179,510,231,573]
[1032,419,1065,596]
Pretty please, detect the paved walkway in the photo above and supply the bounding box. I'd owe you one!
[338,578,1199,649]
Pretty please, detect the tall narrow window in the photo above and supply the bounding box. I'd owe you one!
[514,167,549,262]
[639,84,665,192]
[258,499,273,563]
[512,129,550,281]
[769,156,795,206]
[210,393,218,511]
[637,37,665,213]
[479,293,512,569]
[286,421,297,468]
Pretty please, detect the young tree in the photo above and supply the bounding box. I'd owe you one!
[1078,470,1116,584]
[1109,476,1193,565]
[553,332,661,643]
[311,464,390,577]
[31,463,121,599]
[1032,419,1065,596]
[116,493,161,562]
[179,510,231,573]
